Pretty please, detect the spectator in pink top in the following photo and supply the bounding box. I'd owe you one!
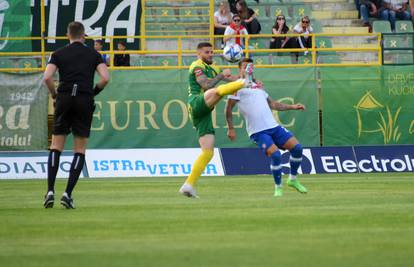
[214,1,233,48]
[214,1,233,36]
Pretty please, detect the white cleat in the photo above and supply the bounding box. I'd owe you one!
[179,183,199,198]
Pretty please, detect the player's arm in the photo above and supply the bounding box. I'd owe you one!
[195,67,225,90]
[225,98,238,141]
[94,63,110,95]
[221,68,239,82]
[267,96,306,111]
[43,63,58,99]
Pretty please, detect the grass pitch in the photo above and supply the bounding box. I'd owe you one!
[1,173,414,267]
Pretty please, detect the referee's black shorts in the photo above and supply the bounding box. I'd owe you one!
[53,93,95,138]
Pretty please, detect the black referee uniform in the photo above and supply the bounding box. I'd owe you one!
[44,38,107,209]
[49,41,104,137]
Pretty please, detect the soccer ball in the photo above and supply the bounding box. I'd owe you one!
[223,44,243,63]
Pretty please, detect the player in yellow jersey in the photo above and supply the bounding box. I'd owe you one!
[179,42,250,198]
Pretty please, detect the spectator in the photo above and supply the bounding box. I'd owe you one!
[411,0,414,22]
[293,16,314,55]
[228,0,259,14]
[360,0,382,32]
[380,0,411,31]
[214,1,233,48]
[94,39,110,66]
[235,0,261,34]
[269,15,296,49]
[223,14,249,47]
[228,0,238,14]
[114,41,130,66]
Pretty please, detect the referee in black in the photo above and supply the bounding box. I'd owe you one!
[43,21,109,209]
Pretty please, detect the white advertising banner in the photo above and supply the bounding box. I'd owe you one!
[0,152,86,179]
[85,148,224,178]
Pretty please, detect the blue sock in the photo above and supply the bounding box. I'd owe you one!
[270,150,282,186]
[289,144,303,176]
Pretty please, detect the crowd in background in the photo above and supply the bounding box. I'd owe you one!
[357,0,412,32]
[93,0,414,66]
[214,0,413,49]
[214,0,314,54]
[214,0,261,48]
[93,40,130,67]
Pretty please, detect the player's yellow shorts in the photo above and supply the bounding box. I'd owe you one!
[188,94,215,137]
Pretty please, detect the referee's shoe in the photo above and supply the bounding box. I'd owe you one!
[43,192,54,208]
[60,193,75,209]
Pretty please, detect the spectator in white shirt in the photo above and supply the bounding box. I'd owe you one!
[214,1,233,48]
[223,14,249,48]
[293,16,314,55]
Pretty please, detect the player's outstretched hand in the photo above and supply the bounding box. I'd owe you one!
[222,69,232,78]
[227,128,236,141]
[293,103,306,110]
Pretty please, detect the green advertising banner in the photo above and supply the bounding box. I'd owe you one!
[321,66,414,145]
[0,72,48,150]
[0,0,31,52]
[82,68,319,149]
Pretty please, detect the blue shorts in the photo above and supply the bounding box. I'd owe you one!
[250,126,293,153]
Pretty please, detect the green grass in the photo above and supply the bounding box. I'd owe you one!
[1,173,414,267]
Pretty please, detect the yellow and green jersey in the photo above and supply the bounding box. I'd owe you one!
[188,59,221,96]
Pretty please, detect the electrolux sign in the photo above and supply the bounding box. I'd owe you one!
[354,146,414,173]
[221,145,414,175]
[312,146,414,173]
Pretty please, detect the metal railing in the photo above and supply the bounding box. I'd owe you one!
[381,32,414,65]
[0,0,383,72]
[0,33,382,72]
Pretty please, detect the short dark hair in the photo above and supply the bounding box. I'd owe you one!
[232,14,241,20]
[117,41,126,47]
[238,58,253,68]
[197,42,213,50]
[94,39,104,46]
[67,21,85,39]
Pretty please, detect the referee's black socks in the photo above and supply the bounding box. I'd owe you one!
[65,153,85,197]
[47,149,62,193]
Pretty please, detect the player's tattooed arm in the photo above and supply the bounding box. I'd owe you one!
[225,99,238,141]
[267,96,306,111]
[196,73,225,90]
[222,75,239,82]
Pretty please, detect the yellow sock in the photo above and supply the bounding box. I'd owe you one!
[216,79,245,96]
[185,149,214,186]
